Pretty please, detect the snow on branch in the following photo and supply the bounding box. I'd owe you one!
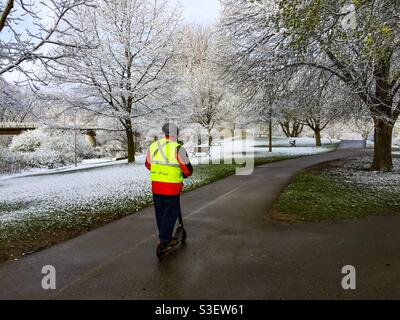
[0,0,97,85]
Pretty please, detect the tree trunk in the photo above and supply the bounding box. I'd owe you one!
[280,120,304,138]
[125,120,135,163]
[269,117,273,153]
[279,119,304,138]
[314,127,322,147]
[208,128,213,147]
[292,122,304,137]
[280,121,291,138]
[371,117,393,171]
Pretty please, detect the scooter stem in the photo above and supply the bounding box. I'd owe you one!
[178,210,184,227]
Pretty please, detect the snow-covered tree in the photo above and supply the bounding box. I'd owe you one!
[9,127,93,167]
[325,122,345,140]
[188,64,225,146]
[215,16,291,150]
[278,110,304,138]
[352,114,374,141]
[220,0,400,171]
[0,0,96,86]
[0,77,36,121]
[182,24,212,73]
[9,127,44,152]
[294,70,349,146]
[178,24,233,146]
[49,0,183,162]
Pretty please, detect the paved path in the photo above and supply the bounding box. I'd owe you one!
[337,139,367,149]
[1,146,399,300]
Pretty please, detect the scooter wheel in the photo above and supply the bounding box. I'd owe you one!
[156,245,166,259]
[181,229,187,244]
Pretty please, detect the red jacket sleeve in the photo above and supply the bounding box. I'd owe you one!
[145,150,151,171]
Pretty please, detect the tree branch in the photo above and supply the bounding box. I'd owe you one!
[0,0,14,32]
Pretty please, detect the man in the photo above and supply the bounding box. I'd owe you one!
[145,123,193,252]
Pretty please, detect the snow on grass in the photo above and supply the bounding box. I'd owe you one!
[0,138,338,261]
[0,162,238,223]
[322,155,400,191]
[0,163,151,223]
[190,137,337,164]
[0,138,337,223]
[273,153,400,222]
[0,157,138,181]
[252,137,339,147]
[1,137,335,177]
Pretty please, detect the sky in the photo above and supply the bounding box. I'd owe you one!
[180,0,221,25]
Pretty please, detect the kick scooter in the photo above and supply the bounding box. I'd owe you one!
[156,210,187,259]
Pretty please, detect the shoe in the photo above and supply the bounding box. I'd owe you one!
[156,239,180,259]
[167,239,178,247]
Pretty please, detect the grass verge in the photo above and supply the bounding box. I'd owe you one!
[272,169,400,222]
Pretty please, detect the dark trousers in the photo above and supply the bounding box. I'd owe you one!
[153,194,181,244]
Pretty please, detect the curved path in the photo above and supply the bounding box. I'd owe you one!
[1,145,399,299]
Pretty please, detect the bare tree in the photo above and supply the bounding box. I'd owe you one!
[303,73,342,146]
[292,70,349,146]
[219,0,400,171]
[353,114,374,141]
[325,122,345,140]
[0,77,35,121]
[188,65,225,146]
[215,18,292,150]
[182,24,212,72]
[278,111,304,138]
[0,0,96,86]
[50,0,183,162]
[180,25,229,146]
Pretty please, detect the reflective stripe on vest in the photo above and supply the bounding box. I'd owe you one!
[149,138,183,184]
[150,161,181,168]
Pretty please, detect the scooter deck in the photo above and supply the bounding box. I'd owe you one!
[157,226,187,259]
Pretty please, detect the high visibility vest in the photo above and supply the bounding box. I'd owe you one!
[149,138,183,184]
